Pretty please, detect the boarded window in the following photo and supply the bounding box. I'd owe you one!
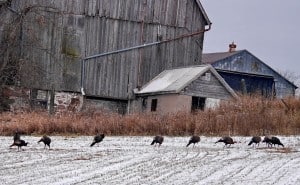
[191,97,206,111]
[151,99,157,112]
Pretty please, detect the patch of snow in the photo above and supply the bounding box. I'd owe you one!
[1,136,300,185]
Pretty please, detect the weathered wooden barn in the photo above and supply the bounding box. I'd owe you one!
[134,65,237,114]
[0,0,212,113]
[202,45,298,98]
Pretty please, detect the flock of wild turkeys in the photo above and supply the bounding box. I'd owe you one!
[9,130,285,151]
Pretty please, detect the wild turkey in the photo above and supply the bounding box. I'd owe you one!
[38,135,51,149]
[215,136,236,147]
[150,135,164,146]
[270,136,284,147]
[262,136,273,147]
[10,139,28,151]
[248,136,261,147]
[90,134,105,147]
[186,135,200,147]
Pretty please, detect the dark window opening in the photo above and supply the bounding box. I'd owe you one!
[191,97,206,111]
[151,99,157,112]
[142,98,147,110]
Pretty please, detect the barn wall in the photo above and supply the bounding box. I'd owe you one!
[1,86,30,112]
[5,0,208,100]
[83,0,207,99]
[1,86,84,113]
[182,72,233,100]
[82,97,127,114]
[0,3,15,46]
[132,94,225,114]
[211,50,296,98]
[217,71,274,97]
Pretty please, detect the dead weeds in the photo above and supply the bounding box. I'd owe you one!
[0,95,299,136]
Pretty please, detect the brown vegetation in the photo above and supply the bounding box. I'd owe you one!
[0,96,300,136]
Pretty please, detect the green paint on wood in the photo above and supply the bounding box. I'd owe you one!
[62,34,81,58]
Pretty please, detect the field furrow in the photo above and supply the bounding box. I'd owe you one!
[0,136,299,185]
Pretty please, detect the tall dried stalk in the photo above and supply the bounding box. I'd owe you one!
[0,96,299,136]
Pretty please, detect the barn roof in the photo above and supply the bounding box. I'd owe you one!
[202,50,298,89]
[136,64,237,98]
[202,50,243,64]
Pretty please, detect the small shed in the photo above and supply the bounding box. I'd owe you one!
[202,48,298,98]
[133,65,237,114]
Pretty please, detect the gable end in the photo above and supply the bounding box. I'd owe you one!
[182,71,234,100]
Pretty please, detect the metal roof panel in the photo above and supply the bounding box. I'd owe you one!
[137,66,209,94]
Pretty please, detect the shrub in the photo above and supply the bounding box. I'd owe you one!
[0,96,299,136]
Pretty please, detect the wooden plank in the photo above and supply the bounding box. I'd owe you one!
[166,27,174,69]
[117,0,125,19]
[184,0,193,30]
[152,0,161,23]
[109,57,115,98]
[183,74,233,99]
[99,17,106,53]
[98,0,104,17]
[102,0,110,17]
[159,0,167,24]
[170,0,178,26]
[144,0,154,23]
[176,0,187,27]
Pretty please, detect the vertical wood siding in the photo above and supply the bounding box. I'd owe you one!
[183,73,233,100]
[8,0,208,99]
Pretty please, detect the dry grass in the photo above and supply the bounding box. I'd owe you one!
[0,95,300,136]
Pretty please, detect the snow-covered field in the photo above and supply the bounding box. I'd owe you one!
[1,135,300,185]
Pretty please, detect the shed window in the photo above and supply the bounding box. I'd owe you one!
[142,98,147,108]
[205,72,211,81]
[191,97,206,111]
[201,72,211,81]
[151,99,157,112]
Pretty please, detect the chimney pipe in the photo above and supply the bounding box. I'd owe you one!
[229,42,237,52]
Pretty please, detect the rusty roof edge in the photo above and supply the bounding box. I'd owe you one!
[203,50,244,56]
[202,50,245,64]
